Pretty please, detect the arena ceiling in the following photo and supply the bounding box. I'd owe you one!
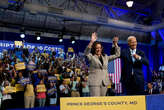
[0,0,164,43]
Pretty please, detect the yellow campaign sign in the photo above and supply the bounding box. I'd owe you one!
[4,86,16,93]
[15,84,24,91]
[36,85,47,92]
[68,47,74,52]
[15,62,26,70]
[107,83,111,88]
[41,53,49,58]
[75,68,81,74]
[64,78,71,85]
[32,71,38,74]
[55,74,60,80]
[77,77,81,82]
[66,68,71,72]
[14,41,23,46]
[60,96,146,110]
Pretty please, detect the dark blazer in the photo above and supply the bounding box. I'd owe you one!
[145,88,159,95]
[121,48,149,89]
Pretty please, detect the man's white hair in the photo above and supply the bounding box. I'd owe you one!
[127,36,136,42]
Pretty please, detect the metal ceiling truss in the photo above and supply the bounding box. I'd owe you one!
[0,0,164,42]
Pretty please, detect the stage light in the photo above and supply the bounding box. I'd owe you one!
[20,27,25,38]
[126,1,134,7]
[70,36,75,44]
[72,40,75,44]
[59,38,63,42]
[20,33,25,38]
[58,34,63,42]
[36,36,40,40]
[35,32,41,40]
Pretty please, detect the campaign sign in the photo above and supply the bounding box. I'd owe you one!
[4,86,16,93]
[47,87,57,96]
[15,62,26,70]
[15,84,24,91]
[36,85,47,92]
[48,76,57,83]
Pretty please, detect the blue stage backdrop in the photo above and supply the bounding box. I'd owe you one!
[0,31,164,82]
[146,94,164,110]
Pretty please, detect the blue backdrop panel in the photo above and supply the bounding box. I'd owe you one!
[146,94,164,110]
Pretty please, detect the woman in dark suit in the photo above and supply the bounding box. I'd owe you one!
[84,32,120,96]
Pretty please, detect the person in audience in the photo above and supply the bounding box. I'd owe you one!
[47,82,57,106]
[120,36,149,95]
[24,83,35,108]
[84,32,120,96]
[145,82,159,95]
[15,71,25,108]
[70,76,80,97]
[59,80,70,97]
[160,86,164,94]
[81,76,90,97]
[0,81,3,109]
[1,80,13,110]
[36,79,47,107]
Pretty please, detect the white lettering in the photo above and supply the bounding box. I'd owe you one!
[44,46,48,51]
[31,45,35,49]
[38,46,43,51]
[27,45,31,49]
[6,43,10,47]
[10,44,14,48]
[0,43,3,47]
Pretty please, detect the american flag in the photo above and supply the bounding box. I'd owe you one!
[108,58,122,93]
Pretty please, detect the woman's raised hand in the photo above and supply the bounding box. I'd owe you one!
[91,32,97,42]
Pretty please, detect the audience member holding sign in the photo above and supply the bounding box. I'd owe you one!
[1,80,13,110]
[36,80,47,107]
[47,82,57,106]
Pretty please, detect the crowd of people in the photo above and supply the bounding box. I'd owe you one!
[0,45,90,109]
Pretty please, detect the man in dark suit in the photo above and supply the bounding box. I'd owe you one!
[145,82,159,95]
[121,36,149,95]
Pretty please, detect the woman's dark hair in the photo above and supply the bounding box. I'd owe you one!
[91,41,105,56]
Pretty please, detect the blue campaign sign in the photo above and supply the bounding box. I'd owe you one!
[0,40,64,57]
[146,94,164,110]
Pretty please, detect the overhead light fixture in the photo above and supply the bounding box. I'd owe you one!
[20,27,25,38]
[58,34,63,42]
[37,36,41,40]
[126,0,134,8]
[59,38,63,42]
[20,33,25,38]
[35,32,41,40]
[70,36,75,44]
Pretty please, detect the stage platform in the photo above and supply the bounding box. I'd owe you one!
[8,94,164,110]
[60,94,164,110]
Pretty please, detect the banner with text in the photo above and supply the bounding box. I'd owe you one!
[60,96,146,110]
[0,40,64,56]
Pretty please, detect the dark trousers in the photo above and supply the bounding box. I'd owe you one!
[124,75,144,95]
